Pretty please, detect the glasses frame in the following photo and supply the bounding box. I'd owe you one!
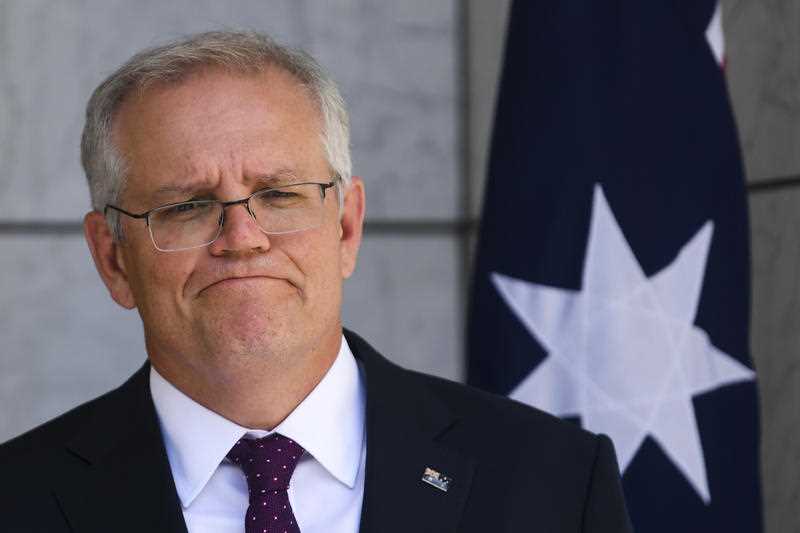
[105,178,339,252]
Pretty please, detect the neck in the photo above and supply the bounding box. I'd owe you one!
[149,328,342,429]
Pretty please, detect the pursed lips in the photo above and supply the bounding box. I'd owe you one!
[198,275,285,295]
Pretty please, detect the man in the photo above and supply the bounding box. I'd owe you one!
[0,31,632,532]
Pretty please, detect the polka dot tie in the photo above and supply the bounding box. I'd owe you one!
[227,434,305,533]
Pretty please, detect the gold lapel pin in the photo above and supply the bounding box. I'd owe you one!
[421,467,452,492]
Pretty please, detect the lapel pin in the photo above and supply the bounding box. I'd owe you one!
[422,467,452,492]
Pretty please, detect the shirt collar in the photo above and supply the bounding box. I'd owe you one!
[150,335,366,508]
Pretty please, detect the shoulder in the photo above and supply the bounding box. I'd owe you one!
[398,365,630,529]
[346,328,600,461]
[406,368,632,529]
[0,366,144,466]
[0,389,119,517]
[405,366,600,457]
[0,389,110,464]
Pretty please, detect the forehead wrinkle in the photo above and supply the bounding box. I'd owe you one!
[152,180,213,197]
[149,165,301,204]
[248,167,301,186]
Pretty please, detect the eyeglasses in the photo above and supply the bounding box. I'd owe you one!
[105,179,338,252]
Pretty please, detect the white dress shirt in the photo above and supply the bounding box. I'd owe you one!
[150,336,366,533]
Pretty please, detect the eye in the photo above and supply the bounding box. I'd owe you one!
[165,202,199,215]
[253,188,306,209]
[157,201,215,221]
[264,190,298,199]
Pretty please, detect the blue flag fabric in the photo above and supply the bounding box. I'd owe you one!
[467,1,762,531]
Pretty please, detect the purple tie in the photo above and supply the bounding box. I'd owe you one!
[227,434,305,533]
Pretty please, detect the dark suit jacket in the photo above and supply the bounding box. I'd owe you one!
[1,330,632,532]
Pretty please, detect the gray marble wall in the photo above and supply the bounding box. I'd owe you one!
[725,2,800,532]
[0,1,462,440]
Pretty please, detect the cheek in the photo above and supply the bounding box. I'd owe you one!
[287,233,343,301]
[129,253,195,313]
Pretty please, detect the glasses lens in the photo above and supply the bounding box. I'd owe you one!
[249,183,326,234]
[149,200,222,251]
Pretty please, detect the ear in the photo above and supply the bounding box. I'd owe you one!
[83,211,136,309]
[339,176,365,279]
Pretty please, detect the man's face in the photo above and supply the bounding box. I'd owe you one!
[91,67,363,384]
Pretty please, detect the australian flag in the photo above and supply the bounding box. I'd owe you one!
[467,1,763,531]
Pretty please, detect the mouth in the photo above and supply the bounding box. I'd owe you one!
[199,276,281,295]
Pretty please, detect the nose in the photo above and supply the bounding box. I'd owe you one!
[208,201,271,255]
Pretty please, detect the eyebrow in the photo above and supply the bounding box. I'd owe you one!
[152,183,206,198]
[149,168,301,201]
[254,168,302,186]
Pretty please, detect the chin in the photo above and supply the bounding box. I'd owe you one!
[202,309,300,358]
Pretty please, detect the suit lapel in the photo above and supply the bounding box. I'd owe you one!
[346,331,476,533]
[53,364,188,533]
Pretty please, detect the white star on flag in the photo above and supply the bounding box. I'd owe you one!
[705,2,725,66]
[491,185,755,504]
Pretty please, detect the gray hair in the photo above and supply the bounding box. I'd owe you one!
[80,30,352,239]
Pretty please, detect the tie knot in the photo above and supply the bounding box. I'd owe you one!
[227,434,305,492]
